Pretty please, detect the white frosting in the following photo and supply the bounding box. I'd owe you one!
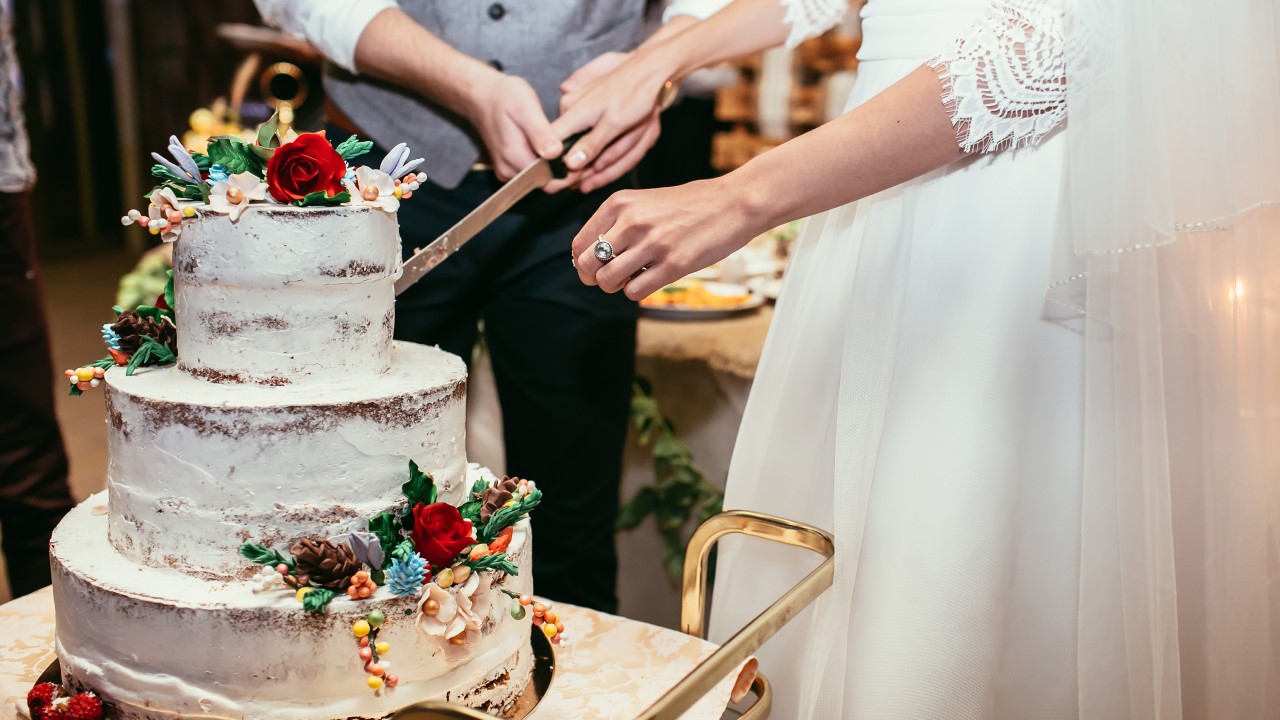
[172,206,401,385]
[104,342,468,578]
[52,484,534,720]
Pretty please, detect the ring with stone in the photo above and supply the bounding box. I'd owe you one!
[593,235,615,263]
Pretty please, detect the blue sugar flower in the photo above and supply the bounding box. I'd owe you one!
[386,553,428,597]
[343,164,356,186]
[207,164,230,184]
[102,324,122,351]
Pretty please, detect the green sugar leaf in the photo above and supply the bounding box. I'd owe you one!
[464,552,518,576]
[240,542,291,568]
[257,110,282,149]
[334,135,374,161]
[302,587,337,613]
[479,489,541,544]
[292,189,350,207]
[403,460,437,507]
[368,512,401,567]
[206,135,264,175]
[391,538,417,563]
[163,270,175,311]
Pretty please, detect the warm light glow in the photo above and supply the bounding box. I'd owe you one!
[1228,279,1245,302]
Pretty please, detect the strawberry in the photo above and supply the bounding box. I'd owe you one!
[26,681,60,719]
[61,693,103,720]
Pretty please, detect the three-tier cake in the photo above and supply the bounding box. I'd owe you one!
[41,125,551,720]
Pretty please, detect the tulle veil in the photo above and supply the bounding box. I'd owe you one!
[1063,0,1280,716]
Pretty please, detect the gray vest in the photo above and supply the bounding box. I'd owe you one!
[325,1,645,189]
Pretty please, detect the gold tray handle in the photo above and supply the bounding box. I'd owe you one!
[637,510,836,720]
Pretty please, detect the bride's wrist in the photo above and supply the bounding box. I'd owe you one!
[726,165,787,237]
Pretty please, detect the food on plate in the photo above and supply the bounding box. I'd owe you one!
[641,279,755,309]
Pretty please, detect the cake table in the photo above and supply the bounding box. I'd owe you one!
[0,588,736,720]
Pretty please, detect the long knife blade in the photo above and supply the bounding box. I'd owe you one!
[395,159,553,295]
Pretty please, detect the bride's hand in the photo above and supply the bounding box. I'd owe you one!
[571,178,764,300]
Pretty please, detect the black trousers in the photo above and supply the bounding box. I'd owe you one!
[339,136,637,613]
[0,192,75,597]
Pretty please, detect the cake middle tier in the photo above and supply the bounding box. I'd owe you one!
[105,341,468,578]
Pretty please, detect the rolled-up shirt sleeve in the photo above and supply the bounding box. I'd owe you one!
[253,0,398,74]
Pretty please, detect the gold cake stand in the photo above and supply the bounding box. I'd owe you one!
[395,510,836,720]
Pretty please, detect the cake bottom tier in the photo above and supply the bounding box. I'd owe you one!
[50,495,534,719]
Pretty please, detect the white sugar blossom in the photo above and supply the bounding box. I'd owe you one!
[208,172,267,221]
[453,571,492,633]
[417,582,464,639]
[379,142,425,180]
[148,188,186,243]
[345,166,399,212]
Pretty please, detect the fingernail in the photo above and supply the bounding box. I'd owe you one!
[567,150,587,168]
[542,143,561,157]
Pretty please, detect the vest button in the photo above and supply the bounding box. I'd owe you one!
[488,3,506,20]
[488,59,504,72]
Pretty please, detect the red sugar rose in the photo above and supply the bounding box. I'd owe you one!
[410,502,474,567]
[265,132,346,203]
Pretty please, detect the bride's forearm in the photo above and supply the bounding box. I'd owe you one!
[731,65,966,231]
[638,0,791,84]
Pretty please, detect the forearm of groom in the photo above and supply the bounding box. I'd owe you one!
[252,0,561,180]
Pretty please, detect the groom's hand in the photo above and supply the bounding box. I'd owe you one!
[546,53,665,194]
[462,70,563,181]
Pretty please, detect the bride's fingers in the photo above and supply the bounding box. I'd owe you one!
[621,260,678,301]
[570,194,625,259]
[595,242,659,294]
[574,227,631,286]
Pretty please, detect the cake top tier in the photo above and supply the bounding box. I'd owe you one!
[57,113,430,392]
[173,205,402,385]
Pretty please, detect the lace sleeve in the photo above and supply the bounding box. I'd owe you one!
[927,0,1068,154]
[780,0,850,48]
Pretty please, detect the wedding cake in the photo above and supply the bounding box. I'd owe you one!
[38,123,559,720]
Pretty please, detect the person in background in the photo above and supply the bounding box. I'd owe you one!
[252,0,696,613]
[0,0,76,597]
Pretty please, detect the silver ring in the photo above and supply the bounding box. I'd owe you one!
[571,252,577,269]
[593,235,615,263]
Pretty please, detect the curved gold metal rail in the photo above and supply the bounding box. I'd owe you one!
[392,510,834,720]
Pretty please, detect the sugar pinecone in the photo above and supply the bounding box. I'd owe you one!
[110,310,177,355]
[290,537,361,590]
[480,476,521,523]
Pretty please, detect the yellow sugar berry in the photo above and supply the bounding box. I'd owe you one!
[375,642,390,655]
[182,205,197,217]
[367,676,384,690]
[76,368,95,382]
[542,622,558,639]
[296,587,312,602]
[393,186,403,199]
[353,619,371,638]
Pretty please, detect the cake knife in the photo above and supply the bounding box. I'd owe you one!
[395,83,678,296]
[394,130,585,296]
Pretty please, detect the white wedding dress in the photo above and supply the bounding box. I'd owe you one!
[693,1,1086,717]
[665,0,1280,716]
